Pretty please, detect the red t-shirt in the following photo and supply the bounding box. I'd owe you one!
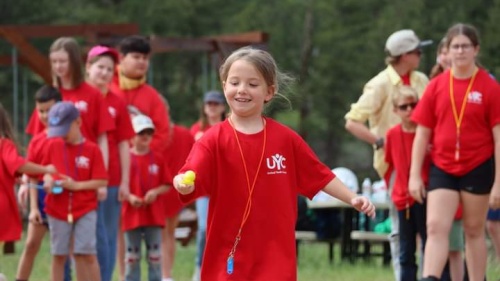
[161,124,194,218]
[122,151,172,231]
[385,124,430,210]
[26,82,114,143]
[44,139,108,221]
[27,131,48,164]
[412,69,500,176]
[103,91,135,187]
[178,118,335,281]
[110,79,170,154]
[0,138,26,241]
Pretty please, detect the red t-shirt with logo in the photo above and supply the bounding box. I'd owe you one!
[103,91,135,187]
[412,69,500,176]
[0,138,26,241]
[26,82,114,143]
[122,151,172,231]
[177,118,335,281]
[109,79,170,155]
[44,139,108,221]
[385,124,430,210]
[162,124,194,217]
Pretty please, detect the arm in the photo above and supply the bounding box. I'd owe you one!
[345,119,380,146]
[144,184,170,204]
[490,124,500,209]
[322,177,376,218]
[118,140,131,200]
[59,177,108,192]
[28,179,44,224]
[18,162,56,175]
[97,133,109,169]
[408,125,431,203]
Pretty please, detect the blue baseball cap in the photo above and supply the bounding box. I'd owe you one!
[47,102,80,138]
[203,90,225,104]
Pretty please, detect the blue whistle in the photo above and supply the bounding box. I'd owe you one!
[52,180,63,194]
[227,257,234,274]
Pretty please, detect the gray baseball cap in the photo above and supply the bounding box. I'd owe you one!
[47,102,80,138]
[385,29,432,56]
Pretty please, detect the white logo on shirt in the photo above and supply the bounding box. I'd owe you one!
[149,164,159,175]
[468,91,482,104]
[75,156,90,169]
[74,101,89,112]
[266,153,287,175]
[108,106,117,118]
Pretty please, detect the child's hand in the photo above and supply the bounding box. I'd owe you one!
[351,196,376,219]
[97,187,107,201]
[43,174,55,193]
[59,175,78,191]
[45,164,57,174]
[118,183,130,202]
[29,209,43,225]
[408,175,426,204]
[144,189,159,204]
[17,183,29,211]
[128,194,144,208]
[174,172,196,195]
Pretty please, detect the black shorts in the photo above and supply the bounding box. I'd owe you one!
[428,157,494,195]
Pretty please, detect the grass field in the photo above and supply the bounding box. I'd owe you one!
[1,233,499,280]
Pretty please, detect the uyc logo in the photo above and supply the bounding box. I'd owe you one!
[266,154,287,174]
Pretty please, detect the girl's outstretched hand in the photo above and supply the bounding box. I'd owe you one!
[351,196,376,218]
[173,171,196,195]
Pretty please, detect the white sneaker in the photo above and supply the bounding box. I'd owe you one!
[192,266,200,281]
[0,273,7,281]
[162,278,174,281]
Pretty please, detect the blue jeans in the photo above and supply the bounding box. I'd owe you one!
[125,227,162,281]
[398,202,427,281]
[195,197,209,267]
[96,187,121,281]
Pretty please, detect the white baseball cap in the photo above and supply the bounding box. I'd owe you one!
[132,114,155,133]
[385,29,432,56]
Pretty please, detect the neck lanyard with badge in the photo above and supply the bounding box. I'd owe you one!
[449,68,478,161]
[226,117,267,275]
[63,140,84,224]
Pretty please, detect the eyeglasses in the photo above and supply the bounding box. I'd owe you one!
[397,102,418,111]
[449,43,474,51]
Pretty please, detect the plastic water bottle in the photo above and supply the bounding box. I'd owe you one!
[359,178,372,230]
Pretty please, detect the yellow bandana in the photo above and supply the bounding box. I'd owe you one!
[118,66,146,90]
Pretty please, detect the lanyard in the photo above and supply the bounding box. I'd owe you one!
[449,68,478,161]
[226,117,267,275]
[132,151,154,196]
[62,140,84,224]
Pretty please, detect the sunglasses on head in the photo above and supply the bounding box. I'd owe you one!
[397,102,418,111]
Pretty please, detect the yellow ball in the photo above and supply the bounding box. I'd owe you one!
[182,170,196,185]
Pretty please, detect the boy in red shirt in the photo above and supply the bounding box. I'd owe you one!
[385,86,428,281]
[122,114,170,281]
[43,102,108,281]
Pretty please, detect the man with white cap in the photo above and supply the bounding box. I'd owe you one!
[344,29,431,281]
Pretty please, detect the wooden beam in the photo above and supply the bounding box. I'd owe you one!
[0,27,51,84]
[0,23,139,38]
[205,31,269,44]
[150,37,215,53]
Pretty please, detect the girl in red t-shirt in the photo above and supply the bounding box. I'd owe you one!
[0,103,56,243]
[86,45,136,281]
[173,47,376,281]
[409,23,500,281]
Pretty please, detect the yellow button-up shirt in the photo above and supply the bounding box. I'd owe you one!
[345,65,429,178]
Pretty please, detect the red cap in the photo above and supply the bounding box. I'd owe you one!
[87,45,119,63]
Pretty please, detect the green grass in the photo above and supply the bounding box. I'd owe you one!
[1,233,499,281]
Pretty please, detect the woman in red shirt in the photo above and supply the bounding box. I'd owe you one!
[409,23,500,281]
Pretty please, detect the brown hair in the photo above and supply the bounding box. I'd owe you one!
[429,38,448,79]
[385,55,402,66]
[392,85,418,106]
[445,23,480,48]
[219,47,293,100]
[50,37,84,89]
[0,103,19,150]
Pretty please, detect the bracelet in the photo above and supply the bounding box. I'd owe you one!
[374,137,384,150]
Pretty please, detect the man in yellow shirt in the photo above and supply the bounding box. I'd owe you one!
[345,29,430,281]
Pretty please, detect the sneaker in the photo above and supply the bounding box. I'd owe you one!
[0,273,7,281]
[192,266,200,281]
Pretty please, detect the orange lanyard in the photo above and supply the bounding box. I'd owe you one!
[449,68,478,161]
[226,117,267,275]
